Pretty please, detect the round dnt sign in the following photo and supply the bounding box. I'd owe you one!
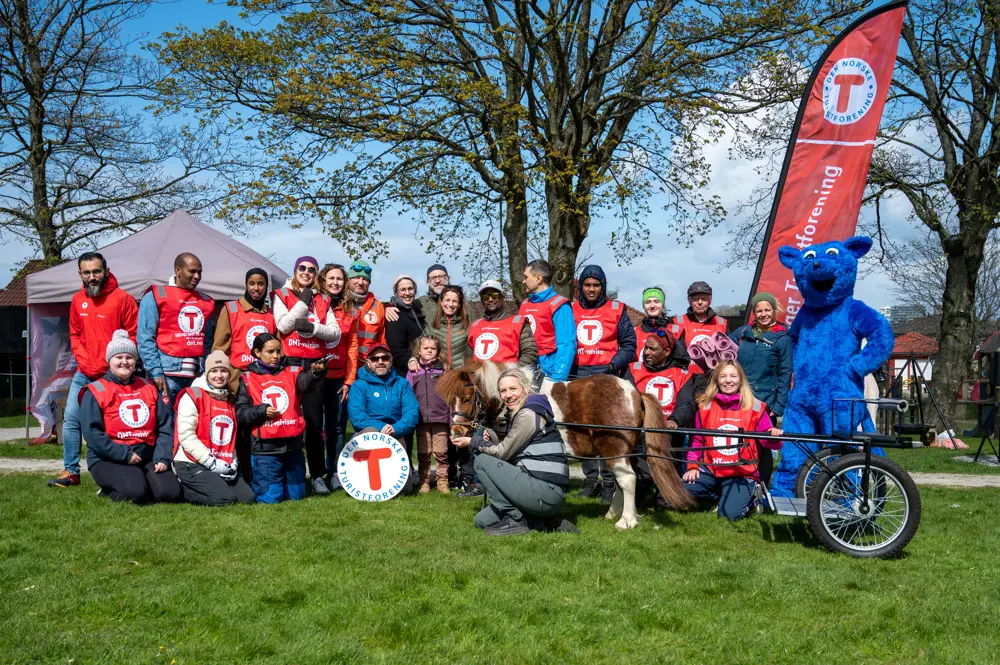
[338,431,410,501]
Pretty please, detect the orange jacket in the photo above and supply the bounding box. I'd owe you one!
[69,272,139,379]
[355,292,386,362]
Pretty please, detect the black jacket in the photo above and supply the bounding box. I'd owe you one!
[236,359,324,455]
[82,371,175,468]
[384,296,425,377]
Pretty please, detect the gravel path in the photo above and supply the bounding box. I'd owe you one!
[0,426,42,442]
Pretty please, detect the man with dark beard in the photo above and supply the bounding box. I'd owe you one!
[347,260,386,362]
[48,252,139,488]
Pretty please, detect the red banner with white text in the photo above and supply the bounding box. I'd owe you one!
[748,0,908,324]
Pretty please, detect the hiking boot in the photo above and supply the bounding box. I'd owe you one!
[436,477,450,494]
[601,484,616,505]
[573,478,600,499]
[312,477,331,496]
[484,515,531,537]
[48,471,80,488]
[418,481,432,494]
[458,482,485,498]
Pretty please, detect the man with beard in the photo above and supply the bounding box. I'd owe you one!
[138,253,216,404]
[346,343,419,458]
[416,263,450,323]
[48,252,139,488]
[347,260,386,362]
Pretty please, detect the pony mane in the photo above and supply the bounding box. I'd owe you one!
[471,360,509,402]
[436,365,473,405]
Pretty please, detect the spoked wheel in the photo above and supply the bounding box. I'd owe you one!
[806,453,921,558]
[794,446,854,499]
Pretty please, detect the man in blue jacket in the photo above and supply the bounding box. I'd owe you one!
[518,259,576,387]
[347,343,420,453]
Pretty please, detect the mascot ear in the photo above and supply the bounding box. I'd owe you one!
[778,246,801,269]
[844,236,873,259]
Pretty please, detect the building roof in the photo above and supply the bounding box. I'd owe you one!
[0,260,49,307]
[892,332,939,357]
[892,315,941,339]
[978,328,1000,357]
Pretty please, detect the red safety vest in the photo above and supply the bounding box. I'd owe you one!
[468,316,522,363]
[699,397,764,478]
[242,368,306,440]
[634,323,683,361]
[225,301,276,370]
[518,294,569,356]
[274,288,331,359]
[675,314,728,348]
[83,377,159,447]
[173,387,237,464]
[325,308,358,377]
[150,285,215,358]
[572,300,622,367]
[356,293,386,361]
[630,362,691,418]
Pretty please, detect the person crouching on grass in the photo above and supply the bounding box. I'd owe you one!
[236,333,326,503]
[407,335,451,494]
[172,350,256,506]
[683,360,783,521]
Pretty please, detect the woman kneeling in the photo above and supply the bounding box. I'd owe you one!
[83,330,182,504]
[173,351,256,506]
[454,368,575,536]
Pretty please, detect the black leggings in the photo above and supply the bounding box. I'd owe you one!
[90,460,183,504]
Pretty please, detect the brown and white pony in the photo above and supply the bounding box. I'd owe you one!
[437,360,693,529]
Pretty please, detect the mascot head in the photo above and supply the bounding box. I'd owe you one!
[778,236,872,308]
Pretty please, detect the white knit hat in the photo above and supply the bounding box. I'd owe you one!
[105,330,138,362]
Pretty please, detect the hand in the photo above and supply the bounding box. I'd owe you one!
[338,384,350,403]
[298,287,314,307]
[407,358,419,373]
[128,452,142,465]
[664,420,678,430]
[293,318,315,334]
[482,430,492,442]
[380,424,395,436]
[265,406,280,418]
[385,306,399,322]
[452,436,471,448]
[153,377,167,394]
[682,468,700,484]
[768,427,783,437]
[153,462,169,473]
[311,359,328,373]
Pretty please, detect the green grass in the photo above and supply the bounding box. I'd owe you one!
[0,413,39,429]
[886,443,1000,475]
[0,439,64,459]
[1,473,998,664]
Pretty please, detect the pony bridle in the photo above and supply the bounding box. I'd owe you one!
[452,381,486,435]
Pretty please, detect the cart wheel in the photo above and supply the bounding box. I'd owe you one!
[806,453,921,558]
[794,446,854,499]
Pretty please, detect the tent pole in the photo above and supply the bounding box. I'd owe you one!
[24,304,30,440]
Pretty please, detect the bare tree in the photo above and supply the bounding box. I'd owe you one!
[0,0,234,263]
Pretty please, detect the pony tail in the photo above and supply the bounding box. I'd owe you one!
[640,394,694,510]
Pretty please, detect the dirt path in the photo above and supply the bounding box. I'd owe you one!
[0,426,42,442]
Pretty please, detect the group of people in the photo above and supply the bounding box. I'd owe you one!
[48,248,796,533]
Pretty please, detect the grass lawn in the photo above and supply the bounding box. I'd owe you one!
[0,413,39,429]
[886,443,1000,475]
[0,439,64,460]
[1,473,998,664]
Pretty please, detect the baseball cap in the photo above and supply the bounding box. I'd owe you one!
[478,279,504,296]
[687,281,712,296]
[367,343,392,359]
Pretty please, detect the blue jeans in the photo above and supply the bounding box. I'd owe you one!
[684,467,757,521]
[251,450,307,504]
[61,371,95,474]
[163,375,194,406]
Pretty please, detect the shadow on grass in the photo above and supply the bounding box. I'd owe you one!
[758,518,821,549]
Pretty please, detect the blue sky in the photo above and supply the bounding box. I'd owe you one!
[0,0,912,313]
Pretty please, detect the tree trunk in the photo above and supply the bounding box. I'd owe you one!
[504,182,529,302]
[933,233,984,429]
[546,196,589,298]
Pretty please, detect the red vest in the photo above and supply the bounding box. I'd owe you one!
[676,314,728,348]
[325,308,358,377]
[225,301,276,370]
[356,293,386,361]
[630,362,691,418]
[634,323,683,361]
[518,294,569,356]
[242,368,306,440]
[469,316,522,363]
[699,397,764,478]
[274,288,331,359]
[173,387,237,464]
[84,377,159,447]
[151,285,215,357]
[572,300,622,366]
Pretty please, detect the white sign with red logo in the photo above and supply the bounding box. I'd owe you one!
[644,377,675,408]
[363,309,379,325]
[714,423,740,456]
[338,431,410,501]
[245,324,269,348]
[689,333,711,347]
[119,399,150,428]
[576,319,603,346]
[178,305,206,333]
[209,415,235,446]
[261,387,290,414]
[473,332,500,360]
[822,58,877,125]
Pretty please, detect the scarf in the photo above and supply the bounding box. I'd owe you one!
[642,314,670,331]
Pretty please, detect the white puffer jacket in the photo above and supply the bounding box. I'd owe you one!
[172,375,232,466]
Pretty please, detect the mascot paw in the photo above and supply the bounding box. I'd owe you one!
[615,515,638,530]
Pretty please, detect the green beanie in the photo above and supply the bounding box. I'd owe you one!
[751,292,778,309]
[642,287,665,304]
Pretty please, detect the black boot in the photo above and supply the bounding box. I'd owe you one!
[458,482,485,498]
[601,483,616,505]
[484,515,531,537]
[573,478,601,499]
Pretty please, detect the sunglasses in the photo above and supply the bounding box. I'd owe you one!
[351,263,373,276]
[296,265,317,274]
[652,329,673,339]
[480,291,503,302]
[370,355,391,363]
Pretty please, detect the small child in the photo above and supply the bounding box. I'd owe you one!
[406,335,451,494]
[684,360,783,521]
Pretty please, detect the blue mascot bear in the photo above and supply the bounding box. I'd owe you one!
[769,236,895,497]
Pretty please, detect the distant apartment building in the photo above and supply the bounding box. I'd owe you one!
[879,304,927,325]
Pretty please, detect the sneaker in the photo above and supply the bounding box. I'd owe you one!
[484,515,531,537]
[326,475,341,492]
[573,478,600,499]
[601,484,616,505]
[458,482,485,498]
[312,477,331,496]
[530,517,580,534]
[47,471,80,488]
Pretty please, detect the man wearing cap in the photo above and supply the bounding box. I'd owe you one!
[518,259,576,386]
[347,343,419,459]
[138,252,216,404]
[673,281,729,347]
[633,287,683,361]
[467,280,537,367]
[347,260,387,362]
[571,264,637,502]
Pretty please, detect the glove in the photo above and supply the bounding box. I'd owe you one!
[293,318,315,334]
[298,287,314,307]
[205,456,235,478]
[220,460,238,481]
